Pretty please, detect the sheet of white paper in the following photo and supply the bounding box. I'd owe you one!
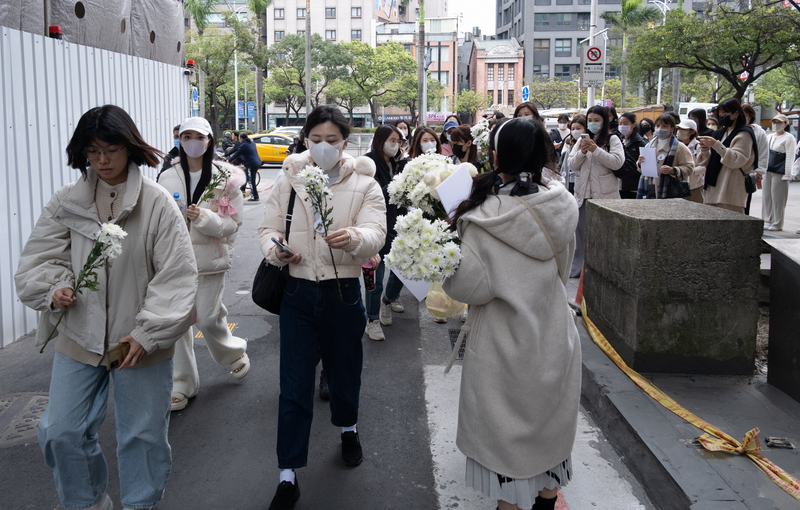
[640,147,659,178]
[436,164,475,219]
[392,270,431,301]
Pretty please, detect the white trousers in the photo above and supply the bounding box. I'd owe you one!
[762,172,790,229]
[172,273,247,397]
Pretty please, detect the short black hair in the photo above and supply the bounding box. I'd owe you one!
[688,109,709,133]
[655,113,677,130]
[494,112,505,119]
[666,111,681,125]
[557,114,570,123]
[173,125,181,132]
[240,133,249,141]
[66,104,163,177]
[718,98,746,129]
[303,105,351,139]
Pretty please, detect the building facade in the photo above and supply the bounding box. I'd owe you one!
[469,39,525,116]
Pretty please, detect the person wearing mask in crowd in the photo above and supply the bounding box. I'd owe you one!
[228,133,262,201]
[258,106,386,510]
[549,114,571,152]
[706,117,719,131]
[158,125,183,175]
[410,127,442,158]
[157,117,249,412]
[606,106,621,136]
[689,109,714,137]
[15,105,198,510]
[513,102,542,123]
[614,112,647,199]
[443,118,580,510]
[676,119,704,203]
[448,125,478,166]
[221,131,235,154]
[635,113,694,199]
[560,116,587,195]
[394,120,412,155]
[741,104,769,216]
[639,118,655,142]
[568,105,625,277]
[441,119,459,157]
[363,125,407,341]
[697,98,757,213]
[762,114,797,231]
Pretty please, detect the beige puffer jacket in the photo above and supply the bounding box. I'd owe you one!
[258,152,387,281]
[15,164,198,358]
[157,159,245,274]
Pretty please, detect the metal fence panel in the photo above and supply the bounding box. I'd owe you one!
[0,26,190,348]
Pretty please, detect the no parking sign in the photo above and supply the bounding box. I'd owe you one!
[580,46,605,88]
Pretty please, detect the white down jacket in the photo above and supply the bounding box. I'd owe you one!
[258,152,387,281]
[157,159,245,274]
[568,135,625,207]
[15,164,198,359]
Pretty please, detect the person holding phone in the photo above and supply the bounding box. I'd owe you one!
[15,105,197,510]
[258,106,386,510]
[567,105,625,277]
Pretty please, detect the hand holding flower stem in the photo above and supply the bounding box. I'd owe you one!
[299,166,343,300]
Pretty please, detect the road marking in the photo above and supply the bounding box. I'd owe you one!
[195,323,236,338]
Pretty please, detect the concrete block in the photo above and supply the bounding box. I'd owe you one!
[584,199,762,374]
[766,239,800,403]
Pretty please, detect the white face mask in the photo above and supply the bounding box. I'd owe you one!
[308,140,345,171]
[618,124,632,136]
[182,139,208,158]
[383,142,399,157]
[421,141,437,153]
[571,129,584,139]
[558,123,568,130]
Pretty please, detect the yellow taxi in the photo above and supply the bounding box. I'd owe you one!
[250,133,294,164]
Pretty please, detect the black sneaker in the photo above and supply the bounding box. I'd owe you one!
[268,479,300,510]
[341,431,363,467]
[319,369,329,401]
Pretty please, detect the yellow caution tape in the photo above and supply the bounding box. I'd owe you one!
[195,323,236,338]
[581,300,800,503]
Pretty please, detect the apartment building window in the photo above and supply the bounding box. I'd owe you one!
[498,65,504,81]
[436,71,450,85]
[351,30,362,40]
[555,39,572,56]
[508,64,514,81]
[554,64,572,78]
[297,8,306,18]
[297,30,305,36]
[508,92,514,106]
[275,31,284,41]
[534,13,550,26]
[326,8,336,18]
[578,0,591,4]
[577,13,590,30]
[534,39,550,52]
[488,64,494,82]
[351,7,362,17]
[274,8,284,19]
[576,38,584,57]
[326,30,336,40]
[498,90,503,105]
[556,13,572,26]
[533,64,549,76]
[429,47,451,62]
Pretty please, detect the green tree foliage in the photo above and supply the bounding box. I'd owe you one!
[264,68,306,123]
[382,74,446,126]
[185,0,219,35]
[343,41,418,125]
[326,79,369,125]
[754,66,800,112]
[627,2,800,100]
[455,90,492,124]
[527,77,580,110]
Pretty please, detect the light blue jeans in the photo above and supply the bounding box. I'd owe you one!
[38,353,173,510]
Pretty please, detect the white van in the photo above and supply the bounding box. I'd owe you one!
[677,102,718,122]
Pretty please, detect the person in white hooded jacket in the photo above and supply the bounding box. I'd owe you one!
[443,118,581,510]
[157,117,249,412]
[257,106,386,510]
[14,105,197,510]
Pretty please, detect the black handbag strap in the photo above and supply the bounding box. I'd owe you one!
[285,188,297,242]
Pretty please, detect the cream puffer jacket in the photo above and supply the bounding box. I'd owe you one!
[258,152,387,281]
[568,135,625,208]
[158,159,245,275]
[15,164,198,357]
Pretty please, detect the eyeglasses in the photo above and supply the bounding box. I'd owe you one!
[85,146,125,161]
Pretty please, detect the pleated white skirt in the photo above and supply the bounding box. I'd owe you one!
[465,456,572,508]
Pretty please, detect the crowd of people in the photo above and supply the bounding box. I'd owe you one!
[13,97,797,510]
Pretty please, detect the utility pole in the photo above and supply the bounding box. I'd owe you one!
[671,0,683,107]
[417,1,426,127]
[305,0,312,122]
[587,0,598,108]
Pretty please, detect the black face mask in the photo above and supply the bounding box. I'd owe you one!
[718,115,733,128]
[453,144,467,159]
[641,123,653,134]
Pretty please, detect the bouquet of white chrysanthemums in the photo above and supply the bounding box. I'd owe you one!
[384,209,462,283]
[470,118,492,173]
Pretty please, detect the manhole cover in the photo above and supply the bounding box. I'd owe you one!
[0,393,48,448]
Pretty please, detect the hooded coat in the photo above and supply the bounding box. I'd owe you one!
[442,182,581,479]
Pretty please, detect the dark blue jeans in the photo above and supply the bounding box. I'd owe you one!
[364,261,404,320]
[245,166,259,199]
[277,277,367,469]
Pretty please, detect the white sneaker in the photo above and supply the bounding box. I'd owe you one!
[763,223,773,230]
[390,302,405,313]
[365,320,385,341]
[768,225,782,231]
[88,494,113,510]
[379,300,393,326]
[433,317,448,324]
[461,309,468,323]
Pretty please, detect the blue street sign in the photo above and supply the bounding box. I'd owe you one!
[247,101,255,119]
[191,87,198,104]
[237,101,244,119]
[521,85,530,102]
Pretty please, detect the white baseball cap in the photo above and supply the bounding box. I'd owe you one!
[677,119,697,132]
[179,116,212,136]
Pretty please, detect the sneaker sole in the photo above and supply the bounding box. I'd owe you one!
[343,456,363,467]
[379,317,392,326]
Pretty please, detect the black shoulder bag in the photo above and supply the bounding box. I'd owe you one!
[252,188,296,314]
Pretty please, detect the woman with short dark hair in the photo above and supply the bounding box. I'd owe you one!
[15,105,197,510]
[449,125,478,165]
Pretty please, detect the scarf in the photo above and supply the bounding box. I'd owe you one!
[636,135,677,199]
[704,126,757,190]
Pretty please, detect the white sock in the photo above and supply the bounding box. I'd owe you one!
[280,469,295,484]
[341,424,357,433]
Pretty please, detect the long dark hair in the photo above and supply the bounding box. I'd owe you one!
[179,133,215,205]
[586,105,611,148]
[409,127,441,158]
[370,124,402,161]
[66,104,163,178]
[688,108,709,133]
[449,125,478,163]
[513,102,541,120]
[450,119,547,230]
[620,112,639,137]
[718,98,746,130]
